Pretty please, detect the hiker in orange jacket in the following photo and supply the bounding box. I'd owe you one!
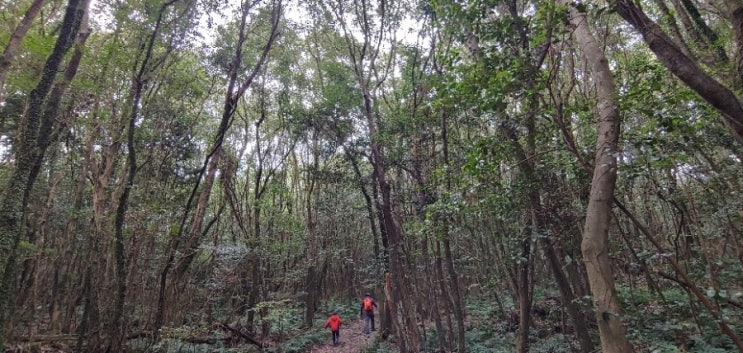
[360,293,377,334]
[324,312,343,345]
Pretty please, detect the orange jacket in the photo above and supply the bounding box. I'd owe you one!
[324,314,343,331]
[361,296,377,312]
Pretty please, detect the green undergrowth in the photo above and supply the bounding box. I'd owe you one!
[129,300,360,353]
[419,298,576,353]
[132,286,743,353]
[265,330,327,353]
[361,339,397,353]
[618,283,743,352]
[417,286,743,353]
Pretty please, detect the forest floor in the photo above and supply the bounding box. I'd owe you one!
[305,314,378,353]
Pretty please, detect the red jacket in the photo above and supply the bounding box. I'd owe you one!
[324,314,343,331]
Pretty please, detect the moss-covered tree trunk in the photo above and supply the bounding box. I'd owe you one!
[0,0,86,345]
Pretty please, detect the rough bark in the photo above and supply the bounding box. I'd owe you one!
[13,10,90,346]
[0,0,86,346]
[612,0,743,144]
[569,3,635,352]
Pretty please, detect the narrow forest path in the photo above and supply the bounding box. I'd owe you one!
[306,312,378,353]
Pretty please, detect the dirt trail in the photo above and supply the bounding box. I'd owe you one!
[306,313,378,353]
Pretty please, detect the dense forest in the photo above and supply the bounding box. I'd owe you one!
[1,0,743,352]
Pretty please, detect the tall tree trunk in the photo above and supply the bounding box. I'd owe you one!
[515,224,533,353]
[612,0,743,144]
[15,3,90,327]
[346,152,381,261]
[153,0,281,337]
[0,0,86,345]
[49,150,88,334]
[371,108,419,352]
[568,3,634,352]
[304,129,321,327]
[422,236,448,351]
[106,0,190,347]
[411,131,452,351]
[440,111,466,353]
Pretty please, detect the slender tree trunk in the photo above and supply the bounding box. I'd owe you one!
[434,240,455,348]
[440,112,465,353]
[304,265,318,326]
[154,0,281,337]
[515,226,532,353]
[542,240,594,353]
[422,236,448,351]
[15,4,89,327]
[49,152,88,334]
[346,152,381,260]
[171,150,221,283]
[411,132,451,352]
[568,3,634,352]
[442,238,465,352]
[500,117,540,353]
[247,257,261,333]
[304,129,321,327]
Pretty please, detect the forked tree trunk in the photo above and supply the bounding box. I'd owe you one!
[612,0,743,145]
[567,3,634,352]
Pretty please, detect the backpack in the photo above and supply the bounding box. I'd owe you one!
[363,297,373,311]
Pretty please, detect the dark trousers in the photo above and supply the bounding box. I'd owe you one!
[331,330,340,344]
[363,310,375,333]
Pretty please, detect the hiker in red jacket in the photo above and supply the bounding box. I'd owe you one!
[360,293,377,334]
[324,312,343,345]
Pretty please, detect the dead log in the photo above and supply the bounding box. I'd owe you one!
[218,323,263,348]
